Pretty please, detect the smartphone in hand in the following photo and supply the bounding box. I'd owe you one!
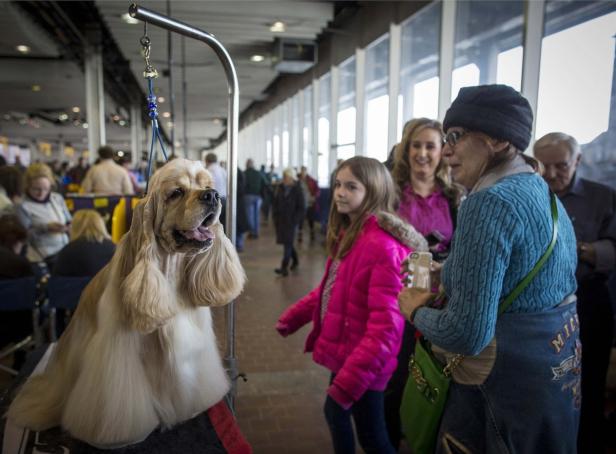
[405,251,432,290]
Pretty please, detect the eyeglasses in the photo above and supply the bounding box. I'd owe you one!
[444,130,468,147]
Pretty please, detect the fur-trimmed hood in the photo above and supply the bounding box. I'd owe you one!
[376,211,429,252]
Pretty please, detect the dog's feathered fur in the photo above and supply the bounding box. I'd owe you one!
[7,159,246,448]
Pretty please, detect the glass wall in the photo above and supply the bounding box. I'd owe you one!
[337,56,356,160]
[364,34,389,161]
[303,86,313,171]
[451,0,524,100]
[399,1,441,138]
[281,102,289,168]
[318,73,331,186]
[536,1,616,187]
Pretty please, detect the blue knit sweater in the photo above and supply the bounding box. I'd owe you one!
[413,173,577,355]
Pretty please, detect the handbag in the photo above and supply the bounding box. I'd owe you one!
[400,192,559,454]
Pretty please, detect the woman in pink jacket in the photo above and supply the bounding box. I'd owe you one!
[276,157,427,453]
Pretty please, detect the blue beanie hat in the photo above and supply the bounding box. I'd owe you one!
[443,84,533,151]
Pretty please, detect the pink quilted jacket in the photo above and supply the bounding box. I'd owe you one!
[277,213,428,408]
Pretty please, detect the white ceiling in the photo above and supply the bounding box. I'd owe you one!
[0,1,334,158]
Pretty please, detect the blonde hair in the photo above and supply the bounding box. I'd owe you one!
[24,163,55,189]
[326,157,398,259]
[392,118,461,199]
[70,209,110,242]
[282,167,296,181]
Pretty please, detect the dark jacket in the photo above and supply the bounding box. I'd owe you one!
[0,246,33,279]
[236,168,250,235]
[272,182,305,244]
[244,168,267,196]
[53,238,115,277]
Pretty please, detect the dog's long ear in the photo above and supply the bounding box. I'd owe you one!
[182,223,246,307]
[117,194,176,333]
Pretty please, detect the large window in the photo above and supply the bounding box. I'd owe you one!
[536,1,616,187]
[399,1,441,138]
[337,56,356,160]
[318,73,331,186]
[302,87,313,171]
[452,0,524,101]
[364,35,389,161]
[281,102,289,168]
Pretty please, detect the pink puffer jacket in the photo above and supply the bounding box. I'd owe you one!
[277,212,428,408]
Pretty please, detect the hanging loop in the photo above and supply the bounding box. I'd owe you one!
[140,30,158,79]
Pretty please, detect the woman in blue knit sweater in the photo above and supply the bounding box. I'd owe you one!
[398,85,579,453]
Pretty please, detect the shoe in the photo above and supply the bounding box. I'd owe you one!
[290,260,298,270]
[274,268,289,277]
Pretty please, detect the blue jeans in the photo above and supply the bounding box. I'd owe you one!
[244,194,262,236]
[324,385,395,454]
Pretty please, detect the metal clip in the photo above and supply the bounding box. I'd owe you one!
[140,34,158,79]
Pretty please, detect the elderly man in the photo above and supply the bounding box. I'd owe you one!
[535,132,616,454]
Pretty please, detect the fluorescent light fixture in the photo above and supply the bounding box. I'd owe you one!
[213,118,222,125]
[59,113,69,121]
[121,13,140,25]
[16,45,30,54]
[31,84,41,92]
[117,151,125,157]
[82,123,89,129]
[270,21,286,33]
[250,54,265,62]
[118,120,126,126]
[162,112,171,118]
[72,106,80,113]
[158,96,165,103]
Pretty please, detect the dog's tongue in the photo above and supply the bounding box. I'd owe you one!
[181,226,214,241]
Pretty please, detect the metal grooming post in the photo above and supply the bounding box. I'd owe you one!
[129,4,240,409]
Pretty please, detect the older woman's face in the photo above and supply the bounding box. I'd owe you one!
[407,127,443,180]
[28,177,51,202]
[442,128,491,190]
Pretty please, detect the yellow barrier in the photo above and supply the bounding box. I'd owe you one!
[111,197,127,244]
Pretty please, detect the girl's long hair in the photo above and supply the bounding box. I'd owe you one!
[326,157,398,259]
[392,118,463,204]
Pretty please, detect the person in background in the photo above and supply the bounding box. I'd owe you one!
[398,85,579,453]
[235,167,250,252]
[534,132,616,454]
[272,168,304,276]
[260,164,274,225]
[17,163,71,266]
[120,157,140,195]
[0,166,24,213]
[53,209,115,277]
[0,214,34,371]
[384,117,463,448]
[66,156,90,186]
[297,166,320,242]
[81,145,134,195]
[205,153,228,228]
[277,157,426,454]
[244,158,267,238]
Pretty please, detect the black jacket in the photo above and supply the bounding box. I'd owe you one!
[272,182,305,245]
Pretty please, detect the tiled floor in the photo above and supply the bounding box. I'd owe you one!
[211,221,334,453]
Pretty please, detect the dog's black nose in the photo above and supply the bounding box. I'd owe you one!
[199,188,220,205]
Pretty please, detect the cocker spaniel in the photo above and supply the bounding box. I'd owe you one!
[7,158,246,448]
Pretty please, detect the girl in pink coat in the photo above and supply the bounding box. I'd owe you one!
[276,157,427,453]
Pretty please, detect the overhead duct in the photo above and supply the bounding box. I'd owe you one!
[272,38,317,74]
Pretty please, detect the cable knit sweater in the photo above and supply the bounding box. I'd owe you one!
[413,172,577,355]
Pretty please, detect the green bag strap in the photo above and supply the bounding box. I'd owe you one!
[498,191,559,315]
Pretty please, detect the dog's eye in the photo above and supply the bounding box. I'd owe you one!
[169,188,184,200]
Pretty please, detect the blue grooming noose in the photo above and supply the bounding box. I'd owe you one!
[140,28,168,194]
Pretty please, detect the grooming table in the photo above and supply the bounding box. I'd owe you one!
[1,345,251,454]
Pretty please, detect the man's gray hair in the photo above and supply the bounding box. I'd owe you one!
[534,132,580,157]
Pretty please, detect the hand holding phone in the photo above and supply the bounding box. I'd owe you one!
[403,251,432,290]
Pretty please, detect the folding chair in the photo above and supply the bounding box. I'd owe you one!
[0,277,40,376]
[47,276,92,341]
